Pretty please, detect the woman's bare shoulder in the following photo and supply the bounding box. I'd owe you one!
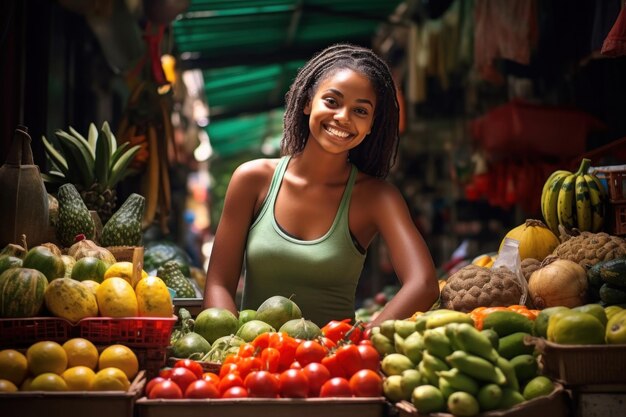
[230,158,281,186]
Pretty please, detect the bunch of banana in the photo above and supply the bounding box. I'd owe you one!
[541,158,606,233]
[116,80,173,233]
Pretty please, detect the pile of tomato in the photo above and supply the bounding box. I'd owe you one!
[145,319,383,399]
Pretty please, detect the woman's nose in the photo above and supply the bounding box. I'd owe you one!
[334,107,350,123]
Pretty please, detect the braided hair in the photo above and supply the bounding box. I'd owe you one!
[282,43,400,178]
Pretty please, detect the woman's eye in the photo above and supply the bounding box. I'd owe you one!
[354,108,369,116]
[323,97,337,106]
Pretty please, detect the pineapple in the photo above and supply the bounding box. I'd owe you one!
[41,122,140,223]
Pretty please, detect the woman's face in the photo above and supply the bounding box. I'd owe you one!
[304,68,376,155]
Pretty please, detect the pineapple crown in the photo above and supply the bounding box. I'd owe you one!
[41,121,141,191]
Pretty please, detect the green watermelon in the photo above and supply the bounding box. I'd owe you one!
[22,246,66,282]
[0,267,48,317]
[0,255,23,275]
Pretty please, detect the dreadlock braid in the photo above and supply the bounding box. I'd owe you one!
[282,43,400,178]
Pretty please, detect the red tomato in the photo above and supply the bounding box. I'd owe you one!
[145,376,166,396]
[260,347,280,373]
[290,361,303,370]
[219,362,239,378]
[318,336,337,350]
[335,344,363,377]
[174,359,204,379]
[302,362,331,397]
[319,377,352,398]
[158,367,173,379]
[321,353,347,378]
[148,380,183,399]
[278,368,309,398]
[321,319,362,344]
[269,333,298,371]
[244,370,280,398]
[201,372,220,386]
[169,366,198,393]
[217,372,244,394]
[295,340,326,367]
[356,344,380,372]
[237,343,257,358]
[221,386,248,398]
[184,379,220,399]
[349,369,383,397]
[237,356,262,379]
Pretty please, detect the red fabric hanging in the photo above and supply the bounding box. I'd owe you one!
[601,4,626,57]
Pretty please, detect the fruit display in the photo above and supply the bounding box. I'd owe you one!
[552,228,626,269]
[527,258,588,309]
[540,158,607,233]
[499,219,560,261]
[371,310,555,416]
[0,338,137,392]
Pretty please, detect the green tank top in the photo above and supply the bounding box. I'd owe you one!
[242,156,366,327]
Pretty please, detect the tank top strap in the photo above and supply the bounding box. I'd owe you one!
[250,156,290,229]
[336,164,358,223]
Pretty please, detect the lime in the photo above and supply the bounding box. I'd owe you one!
[412,385,445,413]
[523,376,554,400]
[447,391,480,417]
[383,374,406,402]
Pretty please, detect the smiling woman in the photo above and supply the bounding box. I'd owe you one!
[202,44,440,327]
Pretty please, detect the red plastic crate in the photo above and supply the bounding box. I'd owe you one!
[0,317,73,348]
[77,316,177,348]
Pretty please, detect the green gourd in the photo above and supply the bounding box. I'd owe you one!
[56,183,95,247]
[100,193,145,247]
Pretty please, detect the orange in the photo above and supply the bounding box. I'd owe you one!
[104,261,148,288]
[62,338,99,370]
[0,349,28,385]
[0,379,18,392]
[61,366,96,390]
[30,372,68,391]
[98,345,138,380]
[92,367,130,391]
[26,341,68,376]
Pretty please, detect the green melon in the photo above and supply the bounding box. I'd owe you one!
[279,318,322,340]
[22,246,65,282]
[71,256,108,283]
[0,268,48,317]
[0,256,23,275]
[255,295,302,331]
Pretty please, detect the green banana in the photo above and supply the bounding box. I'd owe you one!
[418,360,438,386]
[445,350,506,385]
[454,323,499,363]
[444,323,465,351]
[542,171,569,233]
[426,311,474,329]
[495,356,520,391]
[584,174,606,232]
[422,350,450,375]
[541,169,570,220]
[436,368,479,395]
[423,328,453,360]
[557,173,577,229]
[575,173,592,231]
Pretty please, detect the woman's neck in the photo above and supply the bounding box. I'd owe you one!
[289,142,351,185]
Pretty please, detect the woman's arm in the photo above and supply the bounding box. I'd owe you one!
[368,182,440,327]
[202,160,271,314]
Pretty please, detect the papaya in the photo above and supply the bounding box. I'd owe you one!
[44,278,98,322]
[135,276,173,317]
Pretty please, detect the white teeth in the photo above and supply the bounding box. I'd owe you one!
[325,126,350,138]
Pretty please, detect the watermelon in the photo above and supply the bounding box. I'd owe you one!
[0,255,23,275]
[22,246,65,282]
[0,267,48,317]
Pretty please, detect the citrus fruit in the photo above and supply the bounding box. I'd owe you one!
[61,366,96,390]
[194,307,239,344]
[20,377,33,391]
[0,379,18,392]
[104,261,148,288]
[254,295,302,331]
[546,309,575,341]
[0,349,28,385]
[447,391,480,417]
[523,375,554,400]
[605,305,624,321]
[98,345,138,380]
[63,338,99,370]
[96,277,138,317]
[551,311,605,344]
[30,372,68,391]
[92,367,130,391]
[411,384,445,413]
[71,256,108,283]
[26,341,68,376]
[382,374,405,402]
